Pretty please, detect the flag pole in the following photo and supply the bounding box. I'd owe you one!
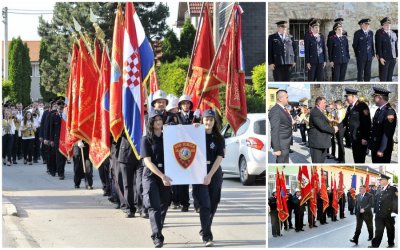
[80,145,89,188]
[195,3,236,111]
[184,2,206,93]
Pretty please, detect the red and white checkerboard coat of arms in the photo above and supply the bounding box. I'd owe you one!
[173,142,197,169]
[123,49,141,87]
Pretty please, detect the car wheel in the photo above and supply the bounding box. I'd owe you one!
[239,156,255,186]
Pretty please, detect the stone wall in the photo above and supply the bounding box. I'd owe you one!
[268,2,398,81]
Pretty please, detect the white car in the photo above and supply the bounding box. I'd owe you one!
[220,113,266,185]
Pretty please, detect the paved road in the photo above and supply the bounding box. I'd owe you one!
[268,209,398,248]
[2,161,266,248]
[268,130,398,163]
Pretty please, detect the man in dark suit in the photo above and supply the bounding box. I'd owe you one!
[368,87,397,163]
[353,18,375,82]
[347,190,355,215]
[308,97,338,163]
[268,190,281,237]
[292,189,305,232]
[268,21,297,81]
[305,20,327,81]
[43,100,58,175]
[343,88,371,163]
[49,98,66,179]
[269,89,293,163]
[73,140,93,189]
[375,17,398,82]
[369,174,398,248]
[39,103,51,166]
[350,185,374,245]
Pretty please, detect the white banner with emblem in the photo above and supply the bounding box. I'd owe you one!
[163,124,207,185]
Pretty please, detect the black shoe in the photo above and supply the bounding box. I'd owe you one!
[87,186,93,190]
[273,235,277,237]
[43,160,47,164]
[24,160,27,164]
[181,206,189,212]
[295,229,300,232]
[51,173,56,177]
[108,197,118,204]
[195,207,200,213]
[313,224,318,227]
[387,245,395,248]
[300,229,304,231]
[59,176,65,180]
[289,226,294,229]
[289,149,294,153]
[74,185,80,189]
[350,239,358,245]
[13,161,17,164]
[114,203,121,209]
[154,241,163,248]
[125,211,135,218]
[33,160,38,163]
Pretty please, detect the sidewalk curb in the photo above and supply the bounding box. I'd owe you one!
[2,196,18,216]
[2,196,40,247]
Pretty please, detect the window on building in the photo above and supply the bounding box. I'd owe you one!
[31,62,40,77]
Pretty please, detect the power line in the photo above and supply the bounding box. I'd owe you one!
[8,12,53,15]
[8,9,53,12]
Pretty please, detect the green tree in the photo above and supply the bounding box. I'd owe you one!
[38,2,169,95]
[179,18,196,57]
[38,41,57,101]
[161,28,180,63]
[7,37,31,106]
[2,79,16,103]
[252,63,266,100]
[156,57,189,96]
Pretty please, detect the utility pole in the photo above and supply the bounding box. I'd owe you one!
[2,7,8,80]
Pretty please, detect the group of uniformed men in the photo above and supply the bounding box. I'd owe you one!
[268,17,398,82]
[269,173,398,248]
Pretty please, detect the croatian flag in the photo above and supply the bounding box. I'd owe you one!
[123,2,155,158]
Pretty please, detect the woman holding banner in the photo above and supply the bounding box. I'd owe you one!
[193,109,225,247]
[141,109,173,248]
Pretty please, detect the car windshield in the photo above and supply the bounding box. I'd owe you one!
[254,119,266,135]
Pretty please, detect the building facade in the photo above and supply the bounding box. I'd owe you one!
[268,2,398,81]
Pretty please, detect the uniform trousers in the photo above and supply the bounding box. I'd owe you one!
[192,170,223,241]
[143,171,171,244]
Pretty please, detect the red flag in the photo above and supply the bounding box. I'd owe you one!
[276,168,288,222]
[89,47,111,168]
[109,4,124,142]
[320,168,329,212]
[211,4,246,132]
[186,5,221,112]
[309,167,317,217]
[332,176,339,215]
[338,171,344,200]
[59,43,79,157]
[71,38,99,143]
[280,170,289,216]
[365,174,370,193]
[297,166,312,206]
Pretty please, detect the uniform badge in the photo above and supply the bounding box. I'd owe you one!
[173,142,197,169]
[210,142,216,149]
[387,115,395,123]
[363,109,370,116]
